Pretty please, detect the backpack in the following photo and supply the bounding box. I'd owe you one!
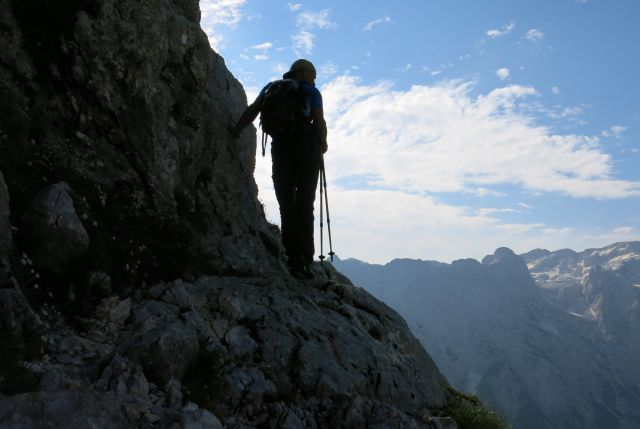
[259,79,309,156]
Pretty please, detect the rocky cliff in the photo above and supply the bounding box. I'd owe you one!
[0,1,456,427]
[523,241,640,340]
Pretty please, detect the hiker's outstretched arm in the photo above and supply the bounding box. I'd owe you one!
[312,107,328,153]
[230,101,261,139]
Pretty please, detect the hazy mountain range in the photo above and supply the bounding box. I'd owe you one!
[334,242,640,429]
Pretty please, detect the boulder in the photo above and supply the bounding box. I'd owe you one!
[21,182,89,275]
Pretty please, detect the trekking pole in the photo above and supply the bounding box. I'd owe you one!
[321,158,335,262]
[319,168,325,261]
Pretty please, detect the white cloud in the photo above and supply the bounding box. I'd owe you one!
[200,0,247,51]
[320,61,339,76]
[319,75,640,199]
[477,208,521,216]
[402,64,412,72]
[252,42,273,50]
[296,9,336,30]
[525,29,544,41]
[602,125,627,138]
[363,16,394,31]
[497,68,510,80]
[292,30,314,55]
[272,63,287,74]
[610,125,627,135]
[291,9,336,55]
[561,106,584,117]
[474,187,506,197]
[551,86,560,94]
[288,2,302,11]
[254,54,268,61]
[486,20,515,38]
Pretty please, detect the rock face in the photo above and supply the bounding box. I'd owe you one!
[0,0,280,281]
[0,0,454,427]
[336,247,640,429]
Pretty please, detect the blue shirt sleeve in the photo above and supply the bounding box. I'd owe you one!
[309,86,323,111]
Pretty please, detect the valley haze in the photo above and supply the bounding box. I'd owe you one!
[335,241,640,429]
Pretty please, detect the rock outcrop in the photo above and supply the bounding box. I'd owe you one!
[0,0,454,427]
[1,0,280,282]
[21,182,90,275]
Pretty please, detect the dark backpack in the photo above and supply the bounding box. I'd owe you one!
[259,79,308,155]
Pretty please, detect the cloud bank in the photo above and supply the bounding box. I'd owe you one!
[253,75,640,263]
[321,76,639,199]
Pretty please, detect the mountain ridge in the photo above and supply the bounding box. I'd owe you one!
[335,241,640,429]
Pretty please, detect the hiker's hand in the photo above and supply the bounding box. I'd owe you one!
[321,141,328,154]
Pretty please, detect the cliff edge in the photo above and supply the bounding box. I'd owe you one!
[0,1,453,427]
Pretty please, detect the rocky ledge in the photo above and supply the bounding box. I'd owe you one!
[1,263,452,428]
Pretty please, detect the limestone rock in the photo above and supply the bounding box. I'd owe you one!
[21,182,89,274]
[0,0,280,279]
[165,378,184,409]
[126,320,200,384]
[225,325,258,359]
[0,282,43,394]
[182,403,224,429]
[0,171,11,282]
[0,390,127,429]
[86,271,112,297]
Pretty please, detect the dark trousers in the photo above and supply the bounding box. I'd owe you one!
[271,134,321,265]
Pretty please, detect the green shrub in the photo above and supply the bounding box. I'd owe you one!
[445,386,510,429]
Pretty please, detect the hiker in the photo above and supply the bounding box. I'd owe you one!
[230,59,328,278]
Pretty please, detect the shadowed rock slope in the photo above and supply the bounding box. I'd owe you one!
[0,1,454,427]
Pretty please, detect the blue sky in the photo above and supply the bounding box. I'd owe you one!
[201,0,640,263]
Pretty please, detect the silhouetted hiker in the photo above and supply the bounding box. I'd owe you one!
[231,59,328,279]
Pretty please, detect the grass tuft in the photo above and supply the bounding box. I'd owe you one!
[444,386,511,429]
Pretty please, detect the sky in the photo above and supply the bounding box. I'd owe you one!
[200,0,640,264]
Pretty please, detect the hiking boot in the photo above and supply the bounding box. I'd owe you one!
[288,257,314,280]
[290,263,314,279]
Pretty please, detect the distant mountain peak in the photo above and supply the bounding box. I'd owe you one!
[481,247,517,264]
